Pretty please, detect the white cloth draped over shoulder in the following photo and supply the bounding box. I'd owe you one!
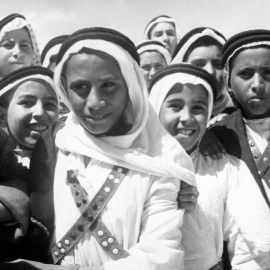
[52,37,196,269]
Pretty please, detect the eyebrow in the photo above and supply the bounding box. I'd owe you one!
[18,94,58,102]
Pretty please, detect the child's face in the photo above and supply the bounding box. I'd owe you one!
[6,80,59,148]
[64,52,129,136]
[0,28,33,77]
[230,47,270,119]
[150,22,177,56]
[159,83,209,154]
[186,45,224,98]
[140,51,167,89]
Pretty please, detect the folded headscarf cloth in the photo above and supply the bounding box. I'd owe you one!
[137,40,171,65]
[149,63,216,123]
[144,15,181,42]
[54,27,195,185]
[0,13,41,65]
[41,35,69,68]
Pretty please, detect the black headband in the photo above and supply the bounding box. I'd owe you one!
[56,27,140,65]
[149,63,217,100]
[0,13,26,32]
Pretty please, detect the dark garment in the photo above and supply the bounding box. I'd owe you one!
[0,128,29,262]
[210,108,270,270]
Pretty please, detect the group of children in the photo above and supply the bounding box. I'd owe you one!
[0,12,269,270]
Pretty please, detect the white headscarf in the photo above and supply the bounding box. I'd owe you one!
[149,69,214,123]
[0,16,41,65]
[137,40,171,65]
[53,38,195,185]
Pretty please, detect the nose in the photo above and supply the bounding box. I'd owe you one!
[12,43,23,59]
[179,107,192,123]
[86,88,105,110]
[148,67,156,80]
[204,62,215,75]
[32,102,46,119]
[251,73,264,94]
[162,32,169,42]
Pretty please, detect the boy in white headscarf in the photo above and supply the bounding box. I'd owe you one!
[3,27,196,270]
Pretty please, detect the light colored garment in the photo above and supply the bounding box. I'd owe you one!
[51,33,196,269]
[182,150,270,270]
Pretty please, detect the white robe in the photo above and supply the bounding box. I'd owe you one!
[181,150,270,270]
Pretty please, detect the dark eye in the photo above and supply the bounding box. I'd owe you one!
[170,103,182,111]
[238,69,253,79]
[71,82,90,98]
[45,101,58,110]
[20,42,32,50]
[20,100,34,107]
[153,31,162,37]
[167,31,176,37]
[1,40,14,49]
[191,60,205,68]
[192,105,207,114]
[212,59,222,69]
[141,65,151,71]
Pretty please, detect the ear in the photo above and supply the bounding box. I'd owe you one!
[0,107,7,128]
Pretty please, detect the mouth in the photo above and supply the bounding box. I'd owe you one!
[175,128,196,136]
[84,113,110,121]
[26,123,48,132]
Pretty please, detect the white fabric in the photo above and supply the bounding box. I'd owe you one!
[171,28,225,65]
[149,72,214,122]
[0,74,58,101]
[54,150,184,270]
[54,39,195,183]
[144,16,181,43]
[52,36,197,269]
[137,42,171,65]
[0,17,41,65]
[42,43,62,68]
[182,151,270,270]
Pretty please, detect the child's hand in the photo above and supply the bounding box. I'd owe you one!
[199,129,226,160]
[177,181,199,210]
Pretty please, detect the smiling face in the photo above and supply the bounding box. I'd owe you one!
[159,83,209,153]
[229,47,270,119]
[186,45,224,98]
[150,22,177,56]
[0,28,33,77]
[64,51,129,136]
[5,80,59,148]
[140,51,167,89]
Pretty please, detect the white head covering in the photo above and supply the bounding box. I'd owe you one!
[144,15,181,43]
[137,40,171,65]
[53,30,195,185]
[171,28,225,64]
[0,15,41,65]
[149,64,214,123]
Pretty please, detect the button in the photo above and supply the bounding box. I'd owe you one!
[57,243,62,248]
[82,198,87,204]
[70,173,75,178]
[75,191,79,196]
[70,232,76,239]
[60,248,65,254]
[98,230,104,236]
[117,168,123,173]
[114,178,120,184]
[102,241,108,247]
[258,170,261,175]
[76,202,81,207]
[104,187,111,192]
[250,143,255,147]
[82,211,88,218]
[112,248,119,254]
[92,204,98,210]
[88,216,94,222]
[254,155,258,159]
[78,224,84,232]
[98,196,104,201]
[109,175,114,180]
[263,157,268,162]
[64,239,70,245]
[108,238,114,244]
[54,251,59,256]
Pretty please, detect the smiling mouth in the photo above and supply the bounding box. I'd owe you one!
[176,129,195,136]
[85,114,110,121]
[27,124,48,132]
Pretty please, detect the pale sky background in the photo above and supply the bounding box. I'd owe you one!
[1,0,270,51]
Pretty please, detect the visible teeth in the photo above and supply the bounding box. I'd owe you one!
[28,124,48,132]
[177,129,194,136]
